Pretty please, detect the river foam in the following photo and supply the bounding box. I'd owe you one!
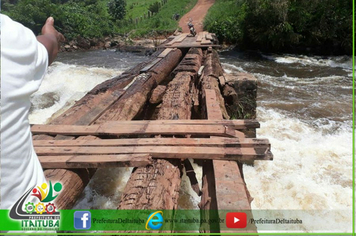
[29,62,123,124]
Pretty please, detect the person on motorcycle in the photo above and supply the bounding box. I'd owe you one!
[188,18,196,37]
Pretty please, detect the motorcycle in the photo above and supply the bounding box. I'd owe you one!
[188,21,196,37]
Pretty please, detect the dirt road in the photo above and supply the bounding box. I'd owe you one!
[179,0,215,33]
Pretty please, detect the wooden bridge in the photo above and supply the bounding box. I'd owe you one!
[32,32,273,234]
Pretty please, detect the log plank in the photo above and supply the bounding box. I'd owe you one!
[32,123,239,137]
[165,33,189,46]
[158,48,174,58]
[33,137,270,148]
[34,146,269,161]
[118,48,202,216]
[39,154,152,169]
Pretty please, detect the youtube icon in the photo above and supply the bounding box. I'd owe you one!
[226,212,247,228]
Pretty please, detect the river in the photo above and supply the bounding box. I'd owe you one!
[28,49,353,233]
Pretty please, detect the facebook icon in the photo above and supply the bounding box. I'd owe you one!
[74,211,91,230]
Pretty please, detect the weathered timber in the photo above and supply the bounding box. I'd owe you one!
[35,146,270,161]
[165,33,189,46]
[94,49,183,123]
[31,123,242,138]
[200,89,258,234]
[158,48,173,58]
[149,85,166,104]
[172,47,203,76]
[33,119,260,129]
[118,49,202,221]
[196,32,205,42]
[140,58,162,73]
[161,32,220,49]
[200,49,229,119]
[48,60,153,126]
[199,89,221,233]
[205,33,214,41]
[32,49,167,210]
[33,137,270,148]
[39,154,152,169]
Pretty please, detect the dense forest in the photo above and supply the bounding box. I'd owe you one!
[2,0,352,54]
[204,0,352,54]
[1,0,121,39]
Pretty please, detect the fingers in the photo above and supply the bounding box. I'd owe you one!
[45,17,54,26]
[41,17,66,49]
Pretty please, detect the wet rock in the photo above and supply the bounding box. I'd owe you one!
[30,92,60,113]
[76,36,91,50]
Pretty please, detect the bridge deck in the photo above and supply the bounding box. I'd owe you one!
[161,31,220,48]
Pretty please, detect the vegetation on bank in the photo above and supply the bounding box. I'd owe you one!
[2,0,351,54]
[1,0,196,40]
[204,0,352,55]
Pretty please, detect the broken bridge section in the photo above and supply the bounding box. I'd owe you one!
[31,32,273,234]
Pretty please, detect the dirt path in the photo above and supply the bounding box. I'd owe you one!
[179,0,215,33]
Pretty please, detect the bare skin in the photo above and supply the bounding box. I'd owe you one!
[179,0,215,33]
[36,17,65,66]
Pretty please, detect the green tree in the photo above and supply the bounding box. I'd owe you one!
[5,0,59,35]
[108,0,126,20]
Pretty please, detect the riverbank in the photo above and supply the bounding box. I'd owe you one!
[61,35,167,53]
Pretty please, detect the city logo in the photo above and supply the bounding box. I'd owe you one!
[9,181,62,231]
[74,211,91,230]
[226,212,247,228]
[145,211,163,230]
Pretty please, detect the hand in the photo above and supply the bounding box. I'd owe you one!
[41,17,65,49]
[37,17,65,65]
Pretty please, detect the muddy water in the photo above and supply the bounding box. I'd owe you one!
[28,49,353,232]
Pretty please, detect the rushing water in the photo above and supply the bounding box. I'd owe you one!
[28,49,353,233]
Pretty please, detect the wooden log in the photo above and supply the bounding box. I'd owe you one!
[140,58,162,73]
[118,49,202,218]
[33,50,167,210]
[172,47,203,76]
[94,49,183,123]
[39,154,152,169]
[48,58,155,126]
[149,48,183,84]
[200,49,229,119]
[149,85,166,104]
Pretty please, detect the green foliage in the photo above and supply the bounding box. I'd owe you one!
[4,0,60,35]
[148,2,160,14]
[3,0,117,40]
[205,0,352,54]
[204,1,245,44]
[108,0,127,20]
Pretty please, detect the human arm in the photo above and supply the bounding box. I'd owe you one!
[36,17,65,66]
